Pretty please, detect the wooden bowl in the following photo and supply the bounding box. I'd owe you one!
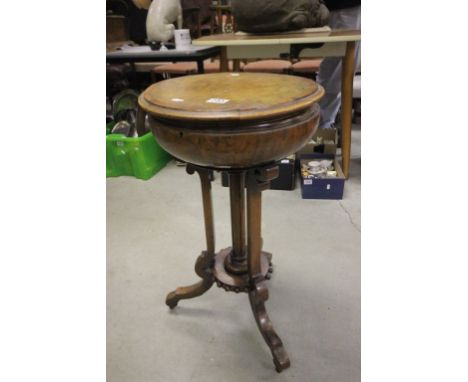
[139,73,324,169]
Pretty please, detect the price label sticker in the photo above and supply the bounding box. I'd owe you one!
[304,179,312,185]
[206,98,230,104]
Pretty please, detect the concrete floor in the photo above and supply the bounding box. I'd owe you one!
[107,127,360,382]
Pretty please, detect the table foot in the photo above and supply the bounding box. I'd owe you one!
[166,279,213,309]
[249,280,290,372]
[165,250,214,309]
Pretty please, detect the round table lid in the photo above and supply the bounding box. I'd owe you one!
[138,72,324,122]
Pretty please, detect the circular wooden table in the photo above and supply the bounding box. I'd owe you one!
[139,72,324,372]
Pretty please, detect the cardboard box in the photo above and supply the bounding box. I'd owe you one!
[300,154,345,199]
[296,128,337,157]
[221,156,296,191]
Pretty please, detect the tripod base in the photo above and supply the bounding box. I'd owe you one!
[165,164,290,372]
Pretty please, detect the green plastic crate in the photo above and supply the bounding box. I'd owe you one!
[106,122,171,180]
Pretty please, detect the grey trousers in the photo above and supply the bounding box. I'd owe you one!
[316,6,361,128]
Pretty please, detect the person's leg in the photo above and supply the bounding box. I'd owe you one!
[317,6,361,128]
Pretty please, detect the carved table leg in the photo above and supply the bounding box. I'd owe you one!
[166,164,216,309]
[166,250,214,309]
[246,166,290,372]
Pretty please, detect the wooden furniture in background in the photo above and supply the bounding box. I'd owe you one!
[193,29,361,178]
[243,59,292,74]
[183,6,202,38]
[152,59,242,78]
[106,15,129,44]
[210,4,235,34]
[291,58,322,78]
[152,62,198,79]
[139,73,324,372]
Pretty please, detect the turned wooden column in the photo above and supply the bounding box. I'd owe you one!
[226,171,247,274]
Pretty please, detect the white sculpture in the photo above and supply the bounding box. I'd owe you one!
[146,0,183,43]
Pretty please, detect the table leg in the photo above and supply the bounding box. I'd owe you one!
[341,41,356,179]
[191,165,215,255]
[220,47,229,72]
[165,164,215,308]
[196,59,205,74]
[233,59,241,72]
[246,167,290,372]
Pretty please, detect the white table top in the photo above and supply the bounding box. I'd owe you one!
[193,29,361,46]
